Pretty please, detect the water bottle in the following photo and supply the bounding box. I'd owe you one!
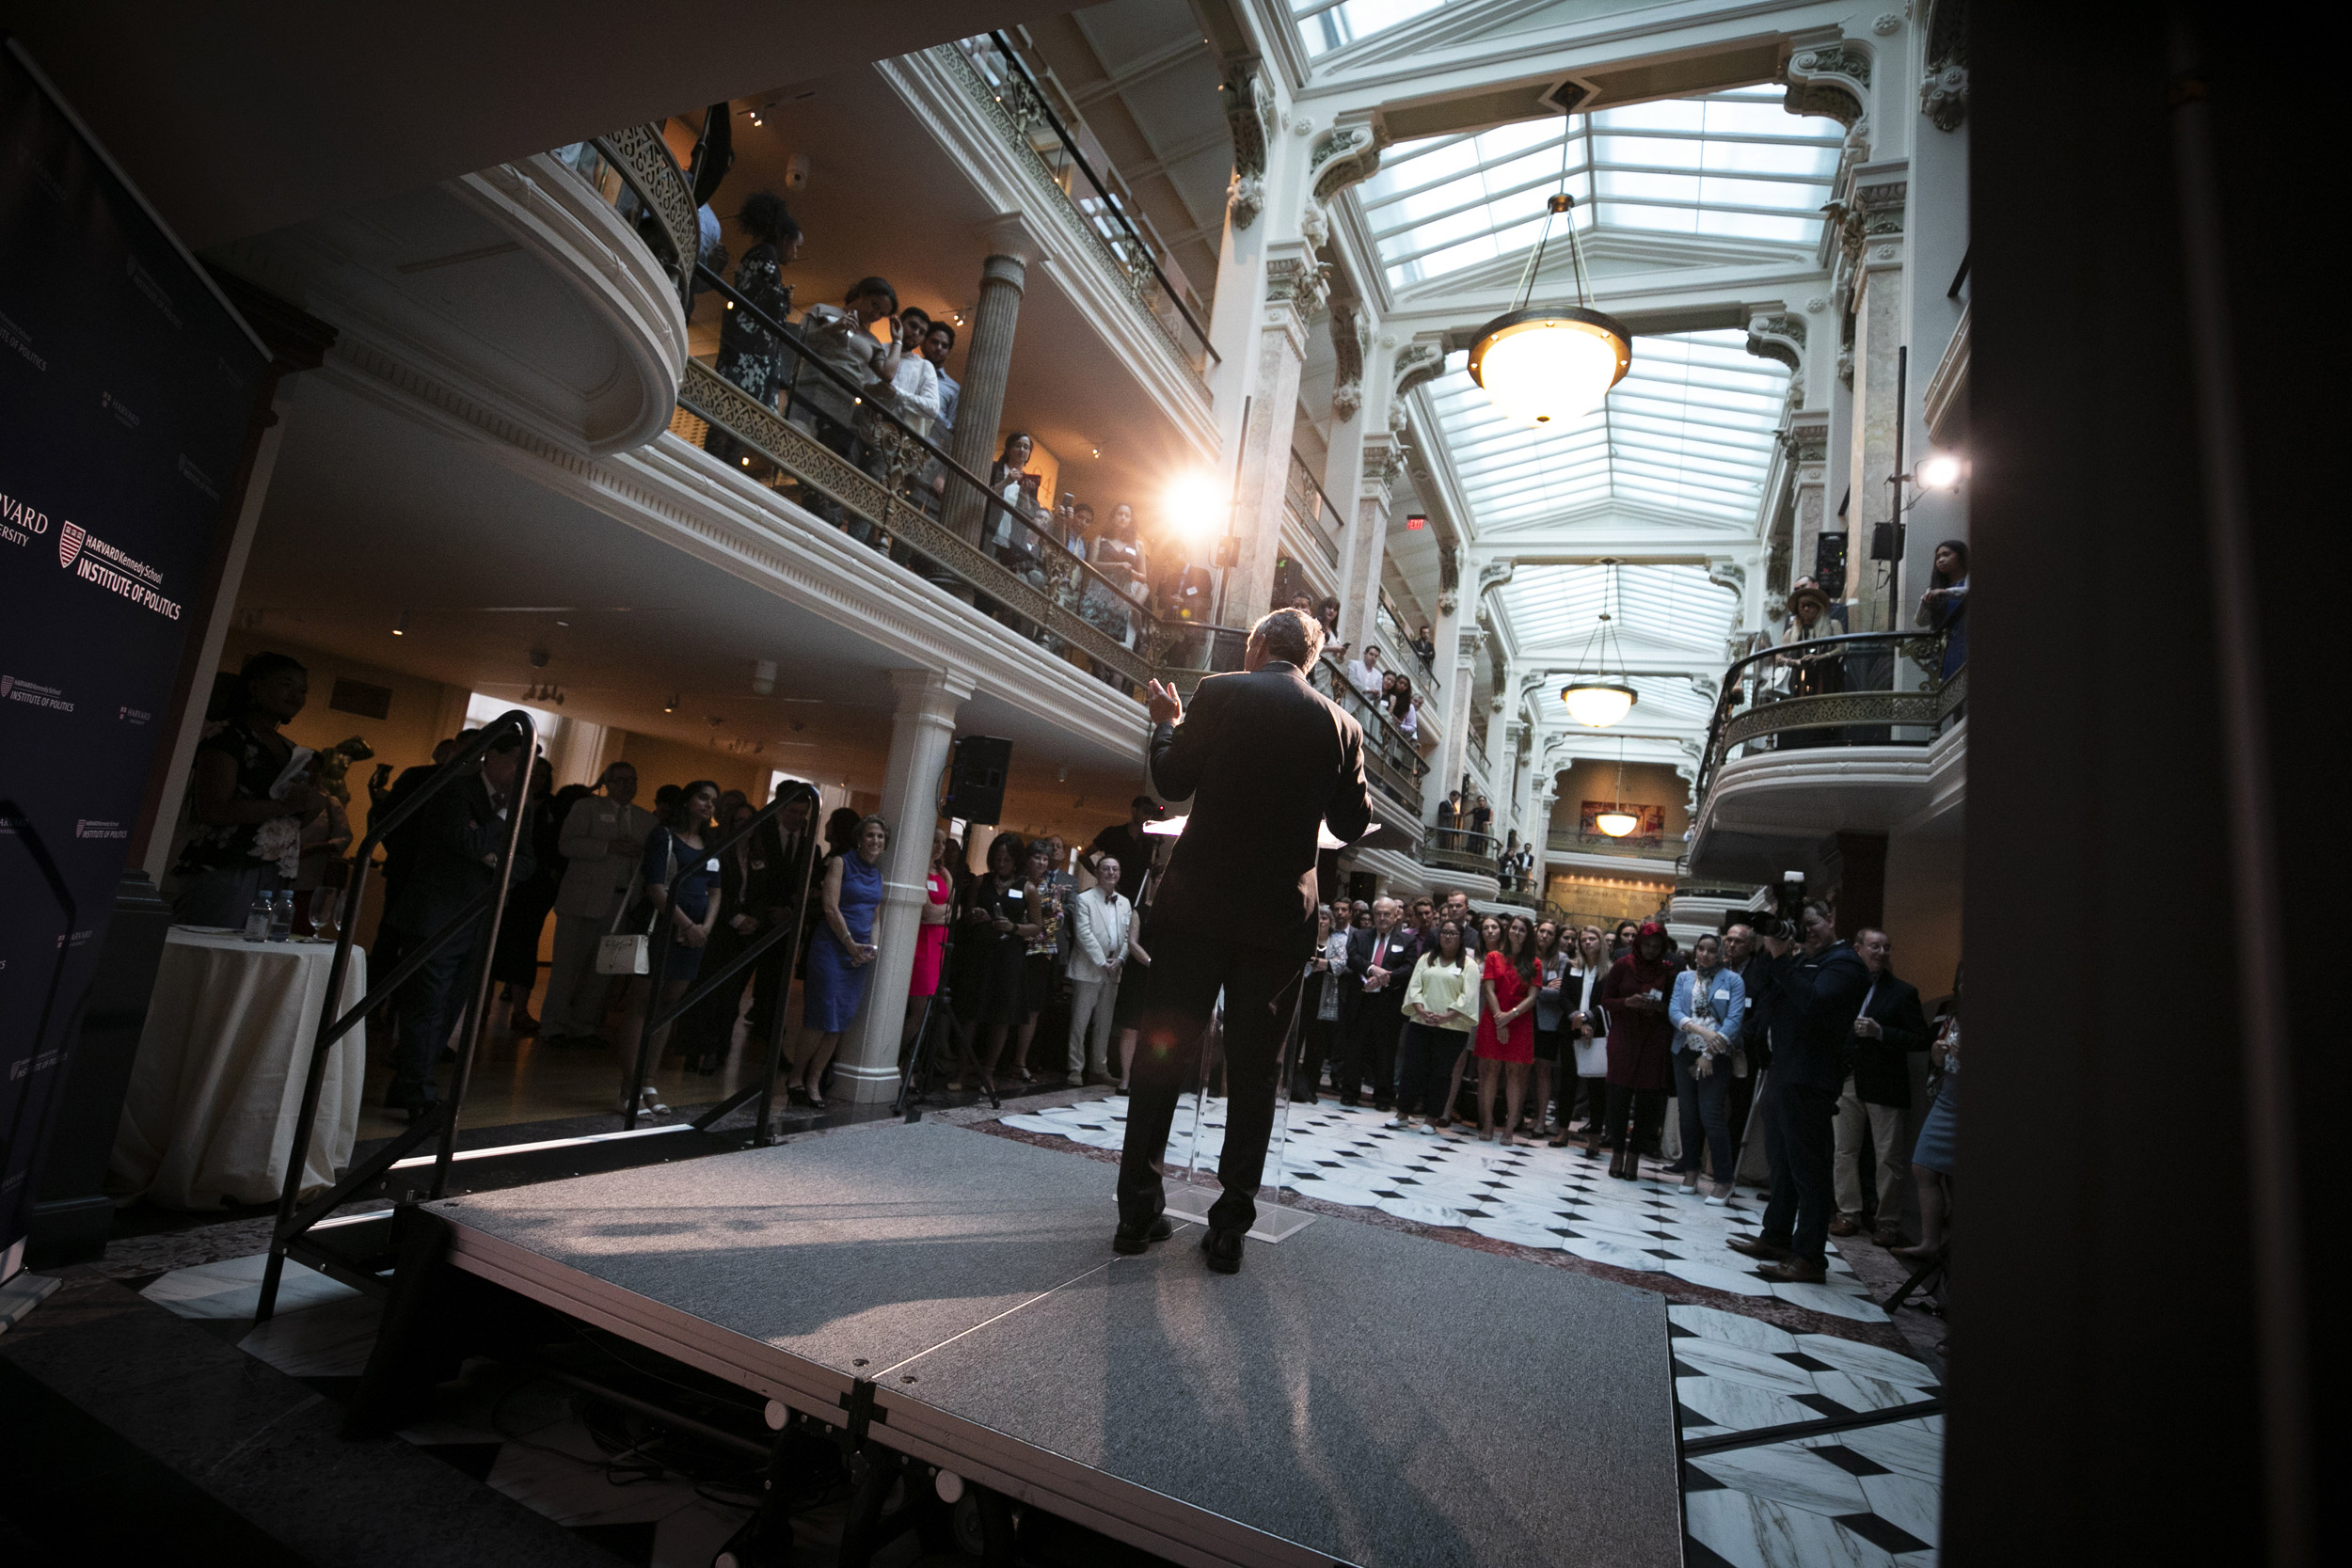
[244,891,272,942]
[266,889,293,942]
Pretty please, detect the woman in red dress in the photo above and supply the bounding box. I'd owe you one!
[1597,920,1678,1180]
[901,826,955,1065]
[1474,913,1540,1143]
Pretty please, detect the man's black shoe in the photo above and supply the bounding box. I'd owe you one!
[1200,1227,1244,1275]
[1111,1215,1174,1256]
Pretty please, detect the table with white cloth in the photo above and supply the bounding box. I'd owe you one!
[108,928,370,1210]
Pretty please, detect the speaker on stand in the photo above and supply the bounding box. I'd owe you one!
[944,736,1012,826]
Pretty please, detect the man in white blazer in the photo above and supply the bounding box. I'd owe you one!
[1065,855,1137,1086]
[540,762,657,1046]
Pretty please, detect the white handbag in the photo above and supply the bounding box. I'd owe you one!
[1573,1033,1609,1077]
[595,853,657,976]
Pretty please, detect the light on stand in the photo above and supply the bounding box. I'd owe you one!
[1915,452,1963,489]
[1163,471,1223,539]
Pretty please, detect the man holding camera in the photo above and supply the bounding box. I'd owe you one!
[1728,900,1870,1284]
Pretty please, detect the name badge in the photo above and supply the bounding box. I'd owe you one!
[1713,989,1731,1002]
[706,858,721,872]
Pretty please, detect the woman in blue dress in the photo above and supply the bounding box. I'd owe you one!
[1915,538,1970,682]
[628,780,723,1118]
[789,814,888,1108]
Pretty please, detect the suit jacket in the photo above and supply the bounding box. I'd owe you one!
[1727,954,1776,1068]
[384,774,534,940]
[1850,974,1932,1107]
[1766,942,1872,1094]
[552,795,657,919]
[1342,925,1412,1022]
[1147,662,1372,955]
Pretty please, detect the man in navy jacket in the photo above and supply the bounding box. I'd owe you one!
[1728,901,1870,1282]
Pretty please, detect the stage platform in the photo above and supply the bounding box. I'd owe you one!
[424,1118,1682,1568]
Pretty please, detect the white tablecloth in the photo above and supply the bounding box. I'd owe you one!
[108,928,370,1209]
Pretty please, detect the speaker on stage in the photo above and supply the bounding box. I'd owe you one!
[945,736,1012,825]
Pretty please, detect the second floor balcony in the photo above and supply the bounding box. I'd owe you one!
[1688,628,1969,883]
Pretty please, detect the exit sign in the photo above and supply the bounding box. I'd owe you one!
[1406,514,1426,530]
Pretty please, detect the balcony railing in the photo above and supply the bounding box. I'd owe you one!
[1697,629,1965,802]
[1547,830,1687,864]
[1376,593,1438,687]
[1284,450,1342,570]
[1309,654,1426,821]
[553,133,696,304]
[944,34,1216,379]
[671,266,1246,695]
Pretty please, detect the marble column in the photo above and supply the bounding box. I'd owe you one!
[1845,175,1908,632]
[1225,245,1322,626]
[1331,429,1401,657]
[1530,779,1558,909]
[833,668,973,1102]
[1433,625,1484,825]
[943,242,1031,546]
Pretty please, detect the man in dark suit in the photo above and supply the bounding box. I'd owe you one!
[1833,927,1933,1245]
[1720,920,1774,1171]
[1727,900,1869,1284]
[1335,897,1409,1109]
[382,733,534,1122]
[1116,608,1373,1273]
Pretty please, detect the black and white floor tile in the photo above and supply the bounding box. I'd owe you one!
[1671,1303,1943,1567]
[1004,1095,1891,1323]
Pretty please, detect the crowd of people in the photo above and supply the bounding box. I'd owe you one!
[1294,891,1961,1276]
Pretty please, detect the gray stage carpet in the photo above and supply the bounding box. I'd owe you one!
[431,1119,1680,1568]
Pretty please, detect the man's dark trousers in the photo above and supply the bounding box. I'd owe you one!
[1340,992,1404,1108]
[389,928,482,1112]
[1757,1076,1839,1263]
[1117,931,1305,1236]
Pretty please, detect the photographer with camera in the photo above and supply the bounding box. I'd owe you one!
[1727,899,1869,1284]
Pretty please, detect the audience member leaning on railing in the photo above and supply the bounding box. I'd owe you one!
[1915,538,1970,680]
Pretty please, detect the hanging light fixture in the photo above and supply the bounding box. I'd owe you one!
[1595,737,1639,837]
[1468,112,1631,427]
[1559,563,1640,728]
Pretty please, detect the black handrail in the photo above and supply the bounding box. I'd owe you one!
[692,263,1243,665]
[981,31,1218,365]
[258,709,537,1322]
[622,782,822,1137]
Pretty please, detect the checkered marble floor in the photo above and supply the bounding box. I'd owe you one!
[1672,1303,1943,1567]
[1003,1094,1890,1323]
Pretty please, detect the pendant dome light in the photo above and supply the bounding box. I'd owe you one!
[1595,737,1639,838]
[1559,562,1640,729]
[1468,113,1631,427]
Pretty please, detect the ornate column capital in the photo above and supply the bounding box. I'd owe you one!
[1328,295,1371,421]
[1744,310,1806,374]
[1265,253,1330,325]
[1920,0,1968,132]
[1308,118,1389,206]
[1782,35,1874,131]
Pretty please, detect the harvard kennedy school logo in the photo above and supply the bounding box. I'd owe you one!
[59,520,85,568]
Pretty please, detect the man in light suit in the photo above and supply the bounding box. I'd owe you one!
[539,762,656,1047]
[1115,609,1373,1273]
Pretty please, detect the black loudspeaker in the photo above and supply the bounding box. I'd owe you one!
[1868,520,1903,562]
[945,736,1012,826]
[1813,531,1849,598]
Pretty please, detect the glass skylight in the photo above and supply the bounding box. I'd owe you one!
[1498,563,1740,664]
[1424,328,1790,531]
[1290,0,1448,58]
[1359,86,1846,293]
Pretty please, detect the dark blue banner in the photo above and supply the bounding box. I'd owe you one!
[0,44,268,1276]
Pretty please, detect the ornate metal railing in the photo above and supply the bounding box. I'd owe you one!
[553,131,696,301]
[673,267,1246,696]
[943,35,1215,379]
[1696,629,1966,803]
[1309,655,1426,820]
[1377,593,1438,686]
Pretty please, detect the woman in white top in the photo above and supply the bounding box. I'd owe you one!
[1549,923,1613,1148]
[1390,918,1478,1132]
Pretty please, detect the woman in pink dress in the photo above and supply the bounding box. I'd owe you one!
[902,827,954,1063]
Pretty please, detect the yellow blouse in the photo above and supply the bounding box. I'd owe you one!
[1404,951,1480,1034]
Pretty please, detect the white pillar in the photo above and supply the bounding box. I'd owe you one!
[1226,244,1321,625]
[1530,778,1558,909]
[834,667,973,1102]
[1433,624,1484,821]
